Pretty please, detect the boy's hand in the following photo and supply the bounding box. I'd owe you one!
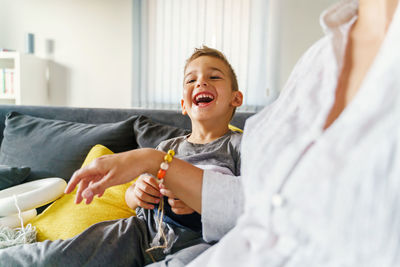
[159,184,195,215]
[131,174,161,209]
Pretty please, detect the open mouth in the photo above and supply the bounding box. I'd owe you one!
[193,92,215,106]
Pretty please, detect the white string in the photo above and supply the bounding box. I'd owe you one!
[0,195,37,249]
[13,194,37,239]
[146,179,177,254]
[13,195,24,231]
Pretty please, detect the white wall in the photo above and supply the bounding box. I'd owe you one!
[0,0,336,109]
[0,0,132,108]
[277,0,336,90]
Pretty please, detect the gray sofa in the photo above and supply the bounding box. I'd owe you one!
[0,104,252,136]
[0,104,254,191]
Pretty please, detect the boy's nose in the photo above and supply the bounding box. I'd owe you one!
[196,79,208,87]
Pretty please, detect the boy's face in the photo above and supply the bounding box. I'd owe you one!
[181,56,242,123]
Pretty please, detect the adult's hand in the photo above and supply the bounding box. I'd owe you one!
[65,147,204,213]
[65,149,150,204]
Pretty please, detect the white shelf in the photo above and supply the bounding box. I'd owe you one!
[0,51,49,105]
[0,94,16,100]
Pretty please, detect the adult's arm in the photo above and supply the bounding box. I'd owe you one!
[66,148,204,211]
[66,148,244,241]
[201,170,244,242]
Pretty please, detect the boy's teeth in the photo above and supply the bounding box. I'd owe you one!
[195,94,214,104]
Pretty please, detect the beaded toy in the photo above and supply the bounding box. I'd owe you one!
[146,149,175,253]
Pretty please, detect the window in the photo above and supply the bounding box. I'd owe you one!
[132,0,278,111]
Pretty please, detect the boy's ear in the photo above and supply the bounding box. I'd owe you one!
[231,91,243,107]
[180,99,188,115]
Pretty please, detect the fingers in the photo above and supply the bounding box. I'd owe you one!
[167,198,184,208]
[134,186,160,206]
[66,152,143,205]
[65,167,95,194]
[67,168,104,204]
[159,187,175,199]
[75,179,89,204]
[171,207,195,215]
[65,157,108,195]
[137,174,160,195]
[66,156,120,204]
[159,185,194,214]
[133,193,159,210]
[69,173,109,205]
[133,174,162,209]
[79,173,111,204]
[167,198,195,215]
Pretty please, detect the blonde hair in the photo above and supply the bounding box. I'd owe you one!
[184,45,239,92]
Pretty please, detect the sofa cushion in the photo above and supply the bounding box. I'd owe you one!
[30,144,136,241]
[0,112,138,182]
[133,115,190,148]
[132,116,243,146]
[0,165,31,190]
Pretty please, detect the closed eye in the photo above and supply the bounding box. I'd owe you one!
[210,76,221,80]
[186,79,196,84]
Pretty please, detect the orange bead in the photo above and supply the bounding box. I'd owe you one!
[157,169,166,179]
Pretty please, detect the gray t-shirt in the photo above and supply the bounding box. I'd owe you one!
[154,130,242,232]
[157,130,242,176]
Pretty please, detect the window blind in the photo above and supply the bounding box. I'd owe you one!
[133,0,279,111]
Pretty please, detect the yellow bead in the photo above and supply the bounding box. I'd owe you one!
[164,154,173,163]
[167,150,175,157]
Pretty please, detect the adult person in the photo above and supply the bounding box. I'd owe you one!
[4,0,395,266]
[186,0,400,265]
[69,0,400,266]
